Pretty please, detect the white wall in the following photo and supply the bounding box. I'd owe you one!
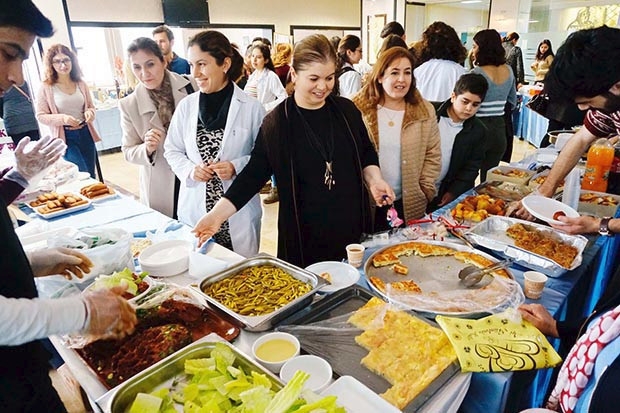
[426,5,489,41]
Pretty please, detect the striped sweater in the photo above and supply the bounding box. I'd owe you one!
[471,66,517,117]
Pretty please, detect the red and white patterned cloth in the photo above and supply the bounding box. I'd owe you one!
[547,304,620,412]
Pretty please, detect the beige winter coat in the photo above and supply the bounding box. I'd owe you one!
[118,71,196,217]
[352,90,441,221]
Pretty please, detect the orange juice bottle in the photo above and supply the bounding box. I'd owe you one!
[582,138,615,192]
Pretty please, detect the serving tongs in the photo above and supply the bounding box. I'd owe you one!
[446,226,475,249]
[459,258,514,288]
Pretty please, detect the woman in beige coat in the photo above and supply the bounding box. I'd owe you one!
[119,37,196,218]
[352,47,441,230]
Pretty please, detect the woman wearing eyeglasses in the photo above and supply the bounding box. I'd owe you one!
[36,44,100,178]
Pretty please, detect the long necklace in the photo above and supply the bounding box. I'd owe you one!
[296,104,336,190]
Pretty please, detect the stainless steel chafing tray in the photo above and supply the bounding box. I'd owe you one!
[464,216,589,277]
[99,340,282,413]
[197,254,328,332]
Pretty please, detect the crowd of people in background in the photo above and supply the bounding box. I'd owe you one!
[3,2,620,411]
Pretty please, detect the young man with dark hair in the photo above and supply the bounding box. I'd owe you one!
[152,24,190,74]
[380,21,405,40]
[515,26,620,236]
[0,1,137,411]
[428,73,489,210]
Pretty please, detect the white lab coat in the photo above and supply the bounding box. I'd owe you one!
[245,69,287,112]
[164,83,266,257]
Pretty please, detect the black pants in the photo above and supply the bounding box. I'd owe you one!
[0,369,67,413]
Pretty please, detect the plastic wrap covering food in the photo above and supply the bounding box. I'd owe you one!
[13,158,79,204]
[436,309,562,373]
[279,298,459,411]
[47,227,133,282]
[379,275,524,317]
[63,285,240,388]
[464,216,588,277]
[364,240,524,317]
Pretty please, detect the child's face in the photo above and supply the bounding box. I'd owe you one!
[450,91,482,122]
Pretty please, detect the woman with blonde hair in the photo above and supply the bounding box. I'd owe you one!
[193,34,394,266]
[352,46,441,230]
[272,42,293,87]
[36,44,101,177]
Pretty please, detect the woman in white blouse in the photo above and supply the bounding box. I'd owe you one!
[336,35,363,99]
[244,44,287,112]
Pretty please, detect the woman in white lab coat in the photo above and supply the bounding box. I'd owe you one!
[164,30,265,257]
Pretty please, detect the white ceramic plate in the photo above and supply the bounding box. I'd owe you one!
[320,376,400,413]
[522,195,580,225]
[305,261,360,293]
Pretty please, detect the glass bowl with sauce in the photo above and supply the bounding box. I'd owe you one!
[251,332,300,373]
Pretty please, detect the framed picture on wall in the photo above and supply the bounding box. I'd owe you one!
[367,13,386,64]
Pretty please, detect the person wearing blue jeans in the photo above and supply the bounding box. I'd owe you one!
[64,125,96,177]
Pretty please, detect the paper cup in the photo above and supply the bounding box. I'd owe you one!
[346,244,365,268]
[523,271,547,299]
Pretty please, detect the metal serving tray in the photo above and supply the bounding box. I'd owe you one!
[364,241,519,318]
[277,286,460,413]
[197,254,328,332]
[465,215,589,277]
[99,340,282,413]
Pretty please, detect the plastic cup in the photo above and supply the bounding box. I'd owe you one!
[523,271,548,299]
[346,244,365,268]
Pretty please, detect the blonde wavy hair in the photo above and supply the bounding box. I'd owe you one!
[272,43,293,68]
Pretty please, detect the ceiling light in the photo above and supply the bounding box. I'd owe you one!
[461,0,482,3]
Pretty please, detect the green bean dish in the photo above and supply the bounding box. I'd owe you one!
[202,265,313,316]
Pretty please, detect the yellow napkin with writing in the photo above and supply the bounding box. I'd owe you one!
[436,311,562,373]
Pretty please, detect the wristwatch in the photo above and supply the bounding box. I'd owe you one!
[599,217,614,236]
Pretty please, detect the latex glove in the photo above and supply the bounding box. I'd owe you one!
[518,303,559,338]
[82,286,137,340]
[14,135,66,181]
[550,214,599,235]
[27,247,93,280]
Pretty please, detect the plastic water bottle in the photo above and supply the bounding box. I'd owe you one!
[563,168,581,210]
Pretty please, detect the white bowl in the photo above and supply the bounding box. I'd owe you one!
[280,355,333,392]
[251,332,300,373]
[138,240,192,277]
[305,261,360,293]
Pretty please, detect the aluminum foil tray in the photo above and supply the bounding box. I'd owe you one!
[99,340,282,413]
[464,216,588,277]
[197,254,328,331]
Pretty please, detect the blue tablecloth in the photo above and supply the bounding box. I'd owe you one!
[516,94,550,148]
[357,190,620,412]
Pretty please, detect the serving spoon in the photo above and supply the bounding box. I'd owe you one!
[459,258,514,288]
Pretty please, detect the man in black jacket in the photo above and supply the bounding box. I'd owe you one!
[428,73,488,211]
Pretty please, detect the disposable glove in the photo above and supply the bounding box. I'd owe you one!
[14,135,66,181]
[82,286,137,340]
[27,247,93,280]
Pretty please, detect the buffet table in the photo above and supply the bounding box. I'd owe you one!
[23,181,472,413]
[22,159,620,412]
[516,92,550,148]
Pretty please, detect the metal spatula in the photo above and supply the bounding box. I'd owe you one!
[458,258,514,288]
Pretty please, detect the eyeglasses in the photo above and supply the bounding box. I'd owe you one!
[52,58,72,66]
